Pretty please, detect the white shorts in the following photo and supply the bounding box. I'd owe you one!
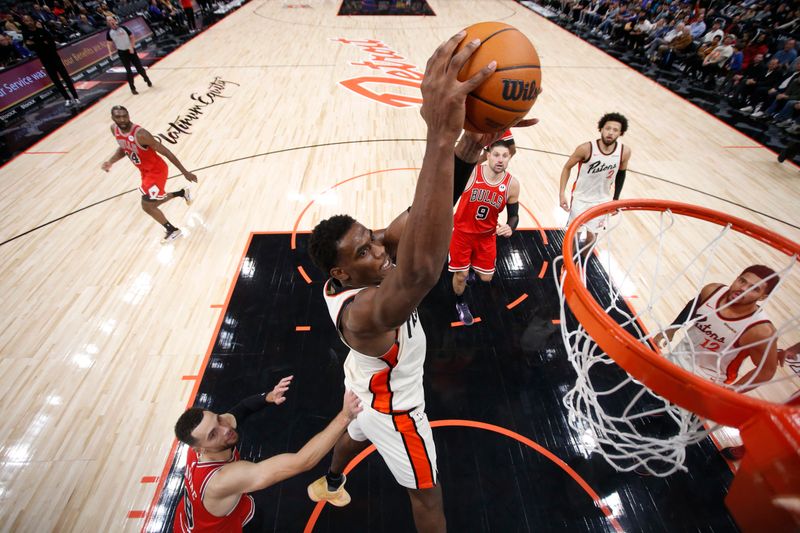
[567,198,609,234]
[347,404,438,489]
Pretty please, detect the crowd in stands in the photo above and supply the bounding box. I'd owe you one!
[0,0,219,70]
[539,0,800,135]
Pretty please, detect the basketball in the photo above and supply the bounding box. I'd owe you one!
[455,22,541,133]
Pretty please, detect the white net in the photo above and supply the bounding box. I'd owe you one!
[554,205,800,476]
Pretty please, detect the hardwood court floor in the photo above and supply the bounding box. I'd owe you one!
[0,0,797,531]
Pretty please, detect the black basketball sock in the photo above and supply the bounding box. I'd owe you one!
[326,471,344,491]
[173,189,186,198]
[164,222,178,232]
[455,292,465,304]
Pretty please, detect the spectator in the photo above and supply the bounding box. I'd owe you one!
[773,39,798,71]
[701,34,736,87]
[659,20,693,66]
[758,62,800,121]
[740,6,758,28]
[594,2,622,37]
[643,18,669,49]
[753,4,773,26]
[742,32,769,70]
[686,33,721,76]
[689,15,706,40]
[3,13,21,35]
[180,0,197,33]
[578,0,604,27]
[61,0,80,18]
[751,60,800,117]
[725,15,744,37]
[72,14,96,35]
[729,52,766,106]
[773,8,800,35]
[31,4,52,24]
[718,41,745,92]
[774,101,800,130]
[700,19,724,45]
[0,32,21,68]
[645,19,678,61]
[147,0,166,22]
[626,11,654,50]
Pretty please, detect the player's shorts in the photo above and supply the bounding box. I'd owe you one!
[448,228,496,276]
[567,198,610,233]
[139,169,168,201]
[347,404,438,490]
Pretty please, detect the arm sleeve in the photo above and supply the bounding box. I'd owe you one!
[506,202,519,230]
[123,26,132,35]
[672,298,698,326]
[227,393,268,424]
[613,169,627,201]
[453,155,476,206]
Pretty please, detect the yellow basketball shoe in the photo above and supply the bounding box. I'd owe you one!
[307,474,351,507]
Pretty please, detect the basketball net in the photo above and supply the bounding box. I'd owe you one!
[554,201,800,476]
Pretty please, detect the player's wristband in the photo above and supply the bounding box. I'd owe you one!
[228,392,268,423]
[506,202,519,230]
[672,298,697,326]
[613,169,627,201]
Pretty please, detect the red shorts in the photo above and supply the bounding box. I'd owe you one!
[448,228,496,275]
[139,169,168,200]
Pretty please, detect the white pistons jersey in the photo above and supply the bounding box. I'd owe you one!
[675,286,771,384]
[324,279,427,413]
[571,140,623,203]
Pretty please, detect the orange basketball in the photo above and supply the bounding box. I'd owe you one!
[455,22,541,133]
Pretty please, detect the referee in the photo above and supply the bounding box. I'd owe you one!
[106,16,152,95]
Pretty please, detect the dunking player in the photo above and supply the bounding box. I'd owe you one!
[101,105,197,243]
[305,33,533,532]
[656,265,782,392]
[559,112,632,250]
[449,139,520,325]
[172,376,362,532]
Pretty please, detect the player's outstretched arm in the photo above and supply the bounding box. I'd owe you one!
[347,33,495,332]
[223,375,294,428]
[136,128,198,182]
[204,391,362,504]
[559,142,590,211]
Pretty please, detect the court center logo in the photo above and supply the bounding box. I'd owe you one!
[333,38,423,108]
[157,77,240,144]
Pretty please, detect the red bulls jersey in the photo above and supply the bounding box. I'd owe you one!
[173,447,255,533]
[453,165,513,234]
[114,124,168,177]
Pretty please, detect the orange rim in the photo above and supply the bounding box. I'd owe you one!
[561,199,800,428]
